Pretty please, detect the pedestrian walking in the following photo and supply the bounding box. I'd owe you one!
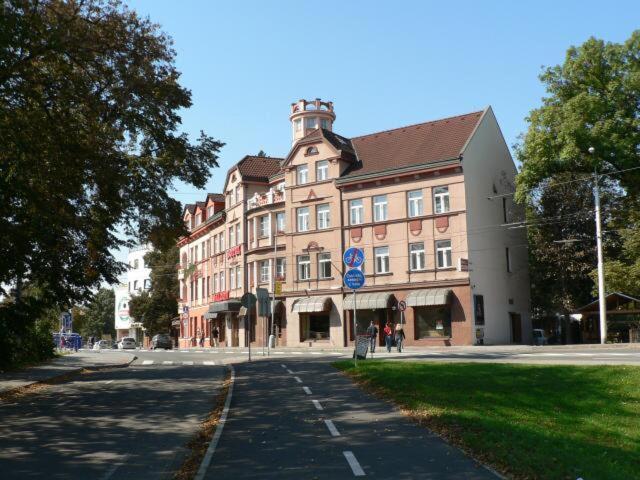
[199,332,204,347]
[212,326,219,347]
[366,321,378,353]
[395,323,405,352]
[384,322,393,352]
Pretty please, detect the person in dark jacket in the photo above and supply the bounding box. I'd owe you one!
[366,321,378,353]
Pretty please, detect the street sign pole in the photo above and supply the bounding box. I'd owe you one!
[248,299,251,363]
[353,289,357,367]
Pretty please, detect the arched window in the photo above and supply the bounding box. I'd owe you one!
[305,146,319,156]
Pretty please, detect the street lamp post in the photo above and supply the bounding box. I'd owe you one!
[589,147,607,344]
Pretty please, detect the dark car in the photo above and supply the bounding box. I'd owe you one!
[151,334,173,350]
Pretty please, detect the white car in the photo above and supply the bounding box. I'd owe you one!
[118,337,137,350]
[92,340,109,350]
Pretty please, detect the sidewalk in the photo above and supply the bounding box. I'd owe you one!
[0,351,136,395]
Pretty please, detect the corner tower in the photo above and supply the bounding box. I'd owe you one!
[290,98,336,144]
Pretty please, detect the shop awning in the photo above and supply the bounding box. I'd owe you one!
[205,300,242,319]
[343,292,395,310]
[406,288,452,307]
[292,297,332,313]
[171,318,182,327]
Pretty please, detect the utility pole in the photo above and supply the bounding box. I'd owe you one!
[589,147,607,344]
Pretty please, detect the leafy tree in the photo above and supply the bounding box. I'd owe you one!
[129,246,179,336]
[516,32,640,313]
[81,288,115,338]
[0,1,222,363]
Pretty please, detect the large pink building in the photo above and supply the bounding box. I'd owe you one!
[177,99,531,348]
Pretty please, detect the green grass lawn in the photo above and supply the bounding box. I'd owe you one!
[334,361,640,480]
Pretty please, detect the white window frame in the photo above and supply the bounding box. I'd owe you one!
[318,252,332,279]
[297,207,309,232]
[350,199,363,225]
[259,260,270,283]
[235,266,241,288]
[305,117,317,129]
[229,267,235,290]
[195,213,202,226]
[410,242,425,271]
[434,186,450,214]
[320,118,330,130]
[298,255,311,280]
[316,160,329,181]
[373,195,388,222]
[259,215,270,238]
[276,258,286,279]
[229,226,235,247]
[317,204,330,230]
[294,118,302,132]
[436,240,452,269]
[213,273,218,293]
[236,224,241,244]
[407,190,423,217]
[276,211,285,233]
[220,271,225,291]
[374,246,390,274]
[297,164,308,185]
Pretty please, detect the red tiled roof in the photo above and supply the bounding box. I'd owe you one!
[229,155,284,183]
[344,110,484,179]
[206,193,225,203]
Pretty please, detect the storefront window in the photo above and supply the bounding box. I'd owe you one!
[415,306,451,338]
[300,313,330,341]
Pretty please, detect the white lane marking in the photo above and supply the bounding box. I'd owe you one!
[183,361,194,366]
[180,350,188,353]
[311,352,322,355]
[286,369,294,374]
[343,451,365,476]
[162,361,173,365]
[104,380,114,384]
[241,351,249,354]
[274,351,285,354]
[195,351,204,353]
[210,350,219,353]
[226,350,234,353]
[330,352,343,355]
[293,376,302,383]
[100,454,129,480]
[324,419,340,437]
[312,399,323,411]
[142,360,154,365]
[195,365,235,480]
[292,351,303,355]
[203,361,215,366]
[280,364,287,369]
[303,386,312,395]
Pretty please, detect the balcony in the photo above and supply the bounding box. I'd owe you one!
[247,188,285,210]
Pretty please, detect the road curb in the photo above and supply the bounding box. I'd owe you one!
[194,363,235,480]
[0,355,137,400]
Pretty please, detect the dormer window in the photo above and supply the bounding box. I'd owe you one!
[305,146,319,156]
[208,206,214,217]
[195,213,201,226]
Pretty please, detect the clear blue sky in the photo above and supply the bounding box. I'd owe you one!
[117,0,638,261]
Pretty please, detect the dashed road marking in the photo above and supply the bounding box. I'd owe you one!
[195,351,204,353]
[310,352,322,355]
[280,364,287,369]
[324,419,340,437]
[142,360,154,365]
[312,399,323,411]
[183,361,194,366]
[162,361,173,365]
[292,351,303,355]
[180,350,188,353]
[274,351,285,354]
[293,376,302,383]
[286,369,294,374]
[203,361,215,366]
[343,451,365,476]
[303,386,312,395]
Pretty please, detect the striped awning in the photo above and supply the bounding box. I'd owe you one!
[343,292,394,310]
[405,288,452,307]
[292,297,332,313]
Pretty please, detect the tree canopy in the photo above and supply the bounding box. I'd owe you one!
[516,31,640,313]
[0,0,223,315]
[129,246,179,337]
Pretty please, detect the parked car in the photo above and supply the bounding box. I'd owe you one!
[92,340,110,350]
[151,334,173,350]
[118,337,137,350]
[532,329,548,346]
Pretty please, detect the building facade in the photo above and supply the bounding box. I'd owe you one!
[114,244,152,341]
[177,99,531,348]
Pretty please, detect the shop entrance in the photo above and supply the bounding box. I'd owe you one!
[510,312,523,344]
[231,316,239,347]
[300,313,330,342]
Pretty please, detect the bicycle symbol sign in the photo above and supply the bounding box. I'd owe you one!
[343,247,365,268]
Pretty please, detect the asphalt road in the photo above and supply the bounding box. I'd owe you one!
[204,358,496,479]
[0,362,225,479]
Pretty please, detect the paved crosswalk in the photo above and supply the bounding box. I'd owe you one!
[138,360,216,366]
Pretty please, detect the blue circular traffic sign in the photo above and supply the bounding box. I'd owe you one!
[344,268,365,289]
[343,247,365,268]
